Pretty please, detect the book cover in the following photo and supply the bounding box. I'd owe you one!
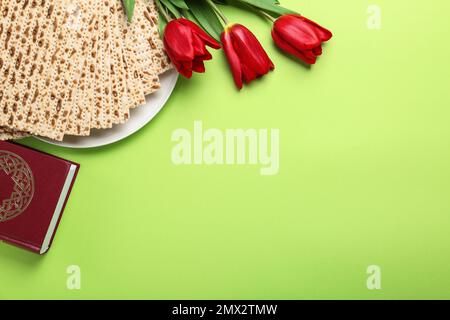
[0,142,79,254]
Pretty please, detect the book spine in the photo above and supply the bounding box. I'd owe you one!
[45,164,80,253]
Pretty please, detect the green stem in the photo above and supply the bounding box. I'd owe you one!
[258,9,276,22]
[181,9,189,18]
[205,0,229,25]
[155,0,172,22]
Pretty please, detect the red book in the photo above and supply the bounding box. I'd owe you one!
[0,142,79,254]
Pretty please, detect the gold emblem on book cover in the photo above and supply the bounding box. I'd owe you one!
[0,151,35,222]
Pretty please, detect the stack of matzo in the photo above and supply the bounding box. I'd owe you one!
[0,0,172,141]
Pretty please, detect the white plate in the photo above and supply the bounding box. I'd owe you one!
[36,70,179,149]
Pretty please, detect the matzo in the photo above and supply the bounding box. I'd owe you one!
[0,127,28,140]
[66,1,100,136]
[34,1,94,140]
[133,0,162,95]
[108,0,129,125]
[90,0,113,129]
[142,0,172,76]
[0,0,32,128]
[118,2,146,110]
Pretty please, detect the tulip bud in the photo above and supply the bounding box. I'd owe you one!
[221,24,274,90]
[163,18,221,78]
[272,14,332,64]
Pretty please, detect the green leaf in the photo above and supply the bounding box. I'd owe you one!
[123,0,136,23]
[235,0,296,16]
[158,12,168,37]
[160,0,182,18]
[155,0,170,22]
[185,0,223,41]
[169,0,189,10]
[182,9,198,22]
[216,0,279,5]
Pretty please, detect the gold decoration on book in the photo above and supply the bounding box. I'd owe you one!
[0,151,35,223]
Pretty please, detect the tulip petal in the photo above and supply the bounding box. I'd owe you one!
[179,18,222,49]
[302,49,317,61]
[221,31,243,90]
[179,61,194,78]
[274,15,322,51]
[299,16,333,42]
[241,63,258,84]
[272,30,316,64]
[192,59,206,73]
[313,45,323,56]
[192,35,213,62]
[164,22,195,61]
[229,24,274,77]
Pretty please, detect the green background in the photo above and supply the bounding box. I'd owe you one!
[1,0,450,299]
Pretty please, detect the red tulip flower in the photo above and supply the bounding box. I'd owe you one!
[163,18,221,78]
[221,24,274,90]
[272,14,332,65]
